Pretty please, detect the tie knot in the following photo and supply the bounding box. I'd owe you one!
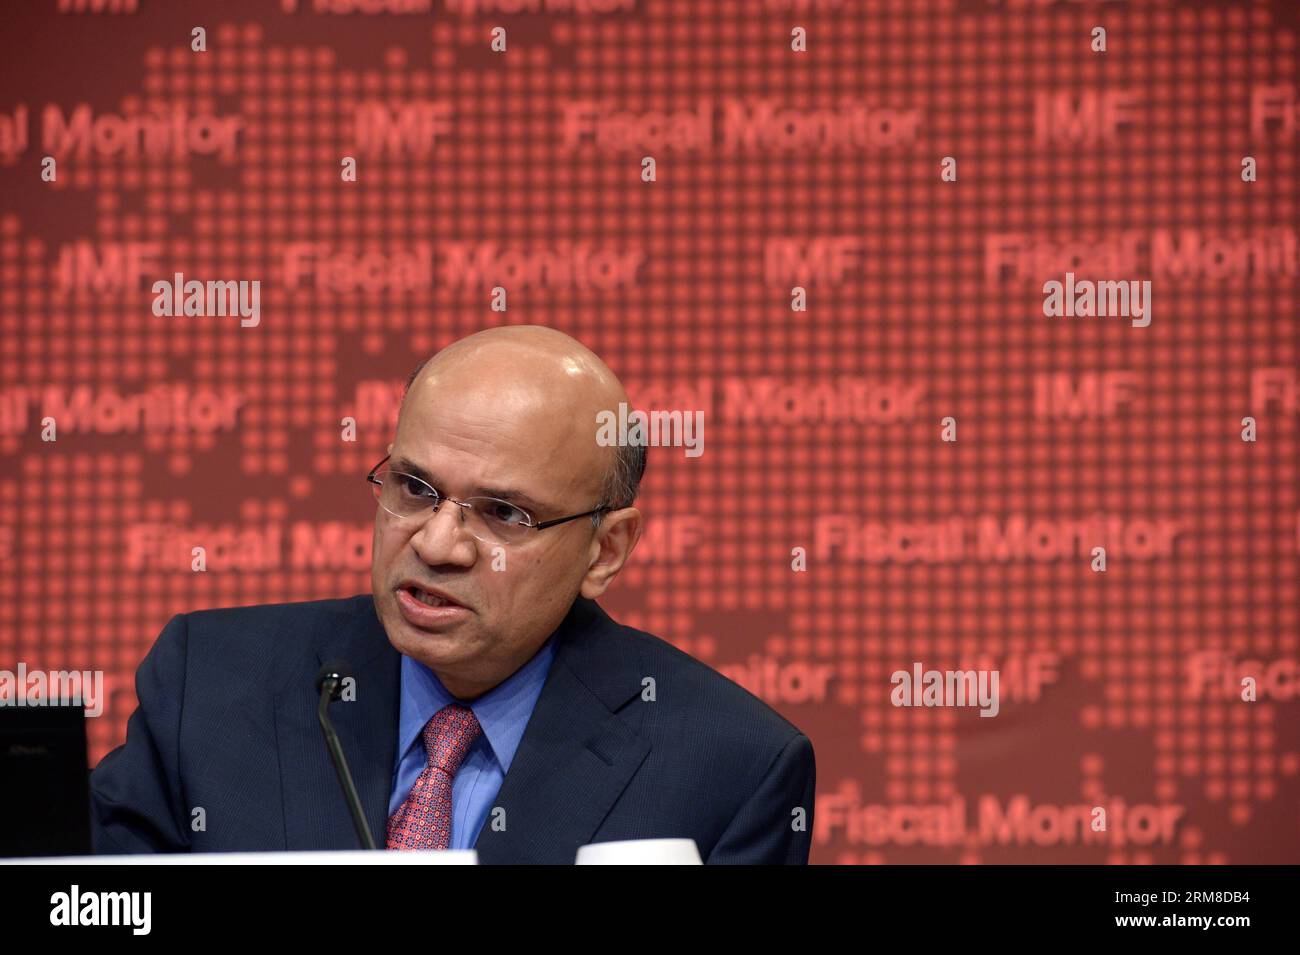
[420,703,481,775]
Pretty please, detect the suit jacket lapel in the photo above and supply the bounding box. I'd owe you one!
[473,597,652,864]
[275,597,401,850]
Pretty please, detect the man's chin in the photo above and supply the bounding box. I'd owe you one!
[390,613,464,641]
[382,609,474,654]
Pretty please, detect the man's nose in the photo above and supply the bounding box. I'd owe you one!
[408,501,477,566]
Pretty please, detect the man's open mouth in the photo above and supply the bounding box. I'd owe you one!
[404,585,459,609]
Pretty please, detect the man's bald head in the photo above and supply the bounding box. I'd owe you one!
[398,326,647,521]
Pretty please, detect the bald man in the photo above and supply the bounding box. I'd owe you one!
[90,326,816,864]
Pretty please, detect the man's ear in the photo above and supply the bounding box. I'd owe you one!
[386,441,393,454]
[580,508,643,600]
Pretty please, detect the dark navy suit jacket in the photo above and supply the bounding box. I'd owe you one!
[90,593,816,863]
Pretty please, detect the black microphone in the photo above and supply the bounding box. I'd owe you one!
[315,660,378,850]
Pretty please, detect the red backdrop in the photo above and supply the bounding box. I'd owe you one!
[1,0,1297,864]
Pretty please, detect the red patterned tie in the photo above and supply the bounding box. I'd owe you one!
[386,703,482,851]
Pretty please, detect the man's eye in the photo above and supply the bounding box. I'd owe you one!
[399,477,435,498]
[484,501,526,526]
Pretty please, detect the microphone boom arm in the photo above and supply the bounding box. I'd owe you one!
[316,675,379,851]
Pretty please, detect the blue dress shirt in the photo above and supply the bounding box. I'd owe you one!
[387,634,559,849]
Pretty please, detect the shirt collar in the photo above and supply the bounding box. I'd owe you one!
[396,632,559,773]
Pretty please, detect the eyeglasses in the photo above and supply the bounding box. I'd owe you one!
[365,454,610,546]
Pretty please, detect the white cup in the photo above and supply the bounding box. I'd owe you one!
[574,838,702,865]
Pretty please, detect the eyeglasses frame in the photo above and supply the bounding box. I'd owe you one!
[365,454,612,540]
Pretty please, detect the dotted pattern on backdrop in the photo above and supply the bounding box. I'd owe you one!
[0,0,1296,864]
